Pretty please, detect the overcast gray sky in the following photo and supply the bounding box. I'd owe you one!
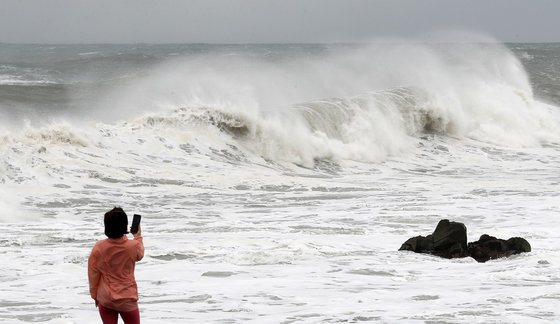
[1,0,559,44]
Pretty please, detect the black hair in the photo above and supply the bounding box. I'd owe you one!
[104,207,128,239]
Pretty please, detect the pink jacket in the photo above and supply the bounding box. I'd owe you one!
[88,236,144,312]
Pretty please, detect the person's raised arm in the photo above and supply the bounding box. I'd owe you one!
[133,224,144,261]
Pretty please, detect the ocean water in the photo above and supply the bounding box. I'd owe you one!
[1,42,559,323]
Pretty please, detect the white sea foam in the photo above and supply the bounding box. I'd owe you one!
[0,42,560,323]
[0,185,41,222]
[0,77,55,86]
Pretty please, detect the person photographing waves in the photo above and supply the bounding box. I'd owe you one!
[88,207,144,324]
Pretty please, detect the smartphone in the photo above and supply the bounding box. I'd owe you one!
[131,214,141,234]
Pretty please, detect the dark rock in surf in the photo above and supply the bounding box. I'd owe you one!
[399,219,468,258]
[399,235,434,253]
[468,235,531,263]
[431,219,468,258]
[399,219,531,262]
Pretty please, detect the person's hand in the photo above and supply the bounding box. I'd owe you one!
[132,224,142,238]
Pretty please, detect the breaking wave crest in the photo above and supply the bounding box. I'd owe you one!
[83,41,559,164]
[1,41,560,181]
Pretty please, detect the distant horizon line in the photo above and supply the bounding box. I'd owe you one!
[1,41,560,46]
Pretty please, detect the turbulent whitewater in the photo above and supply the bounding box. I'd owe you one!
[1,42,560,323]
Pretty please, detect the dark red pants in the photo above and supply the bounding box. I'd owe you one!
[98,304,140,324]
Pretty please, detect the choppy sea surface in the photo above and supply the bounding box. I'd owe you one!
[1,42,560,323]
